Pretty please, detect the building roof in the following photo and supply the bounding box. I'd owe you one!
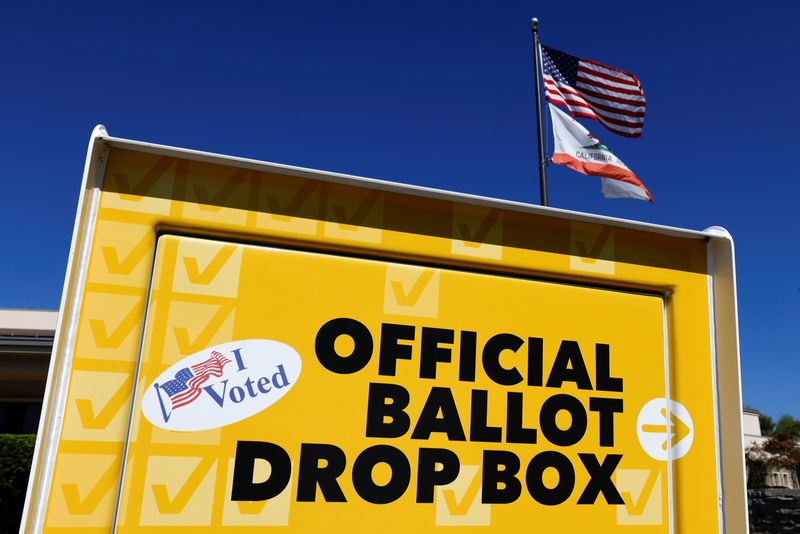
[0,309,57,337]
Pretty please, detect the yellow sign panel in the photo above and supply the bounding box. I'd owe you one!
[115,234,674,531]
[22,128,747,533]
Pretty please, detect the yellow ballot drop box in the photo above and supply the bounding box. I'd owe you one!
[21,126,747,533]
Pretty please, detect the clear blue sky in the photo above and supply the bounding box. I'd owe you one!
[1,1,797,419]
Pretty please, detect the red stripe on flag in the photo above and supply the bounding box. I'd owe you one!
[577,66,641,89]
[594,120,642,138]
[169,352,232,410]
[542,44,646,136]
[580,58,640,83]
[576,85,646,107]
[582,99,644,118]
[575,74,644,97]
[551,153,652,202]
[592,113,643,129]
[548,100,598,121]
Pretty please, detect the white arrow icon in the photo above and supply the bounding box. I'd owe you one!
[636,398,694,461]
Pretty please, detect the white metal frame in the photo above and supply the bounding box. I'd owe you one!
[20,126,747,533]
[21,126,109,533]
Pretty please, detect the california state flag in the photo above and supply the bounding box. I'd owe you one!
[549,103,653,203]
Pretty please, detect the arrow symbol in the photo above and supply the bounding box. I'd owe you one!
[640,407,691,450]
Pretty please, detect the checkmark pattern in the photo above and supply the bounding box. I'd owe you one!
[44,453,121,527]
[40,146,714,531]
[323,185,384,244]
[141,456,217,525]
[100,156,185,215]
[47,172,162,526]
[255,179,322,236]
[616,468,664,525]
[173,240,242,298]
[117,235,243,527]
[451,205,503,259]
[436,465,490,526]
[222,459,292,525]
[383,265,440,318]
[570,222,615,274]
[181,168,252,226]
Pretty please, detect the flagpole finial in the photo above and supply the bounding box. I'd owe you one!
[531,18,539,31]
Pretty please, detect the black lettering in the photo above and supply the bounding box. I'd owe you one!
[589,397,623,447]
[411,387,466,441]
[420,327,454,379]
[379,323,415,376]
[416,448,460,503]
[231,441,291,501]
[366,382,411,438]
[296,443,347,502]
[482,333,524,385]
[526,451,574,506]
[506,391,537,444]
[546,340,592,390]
[527,337,543,387]
[352,445,410,504]
[539,394,587,447]
[482,450,522,504]
[458,330,478,382]
[595,344,623,392]
[315,318,373,375]
[469,389,502,443]
[577,453,624,504]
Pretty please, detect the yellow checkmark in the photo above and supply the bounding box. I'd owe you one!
[616,468,663,525]
[138,455,218,525]
[384,265,440,318]
[191,168,249,212]
[151,457,216,514]
[391,269,435,306]
[182,245,236,285]
[61,458,120,515]
[442,468,482,515]
[222,458,292,526]
[451,205,503,259]
[323,187,383,243]
[570,222,615,274]
[101,233,153,275]
[88,298,144,349]
[172,301,236,354]
[75,373,133,430]
[436,465,490,526]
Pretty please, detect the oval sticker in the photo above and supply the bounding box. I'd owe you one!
[142,339,301,431]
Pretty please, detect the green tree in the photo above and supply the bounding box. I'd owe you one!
[759,413,775,436]
[774,415,800,441]
[0,434,36,532]
[745,449,768,488]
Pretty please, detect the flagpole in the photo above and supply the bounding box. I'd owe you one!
[531,17,549,206]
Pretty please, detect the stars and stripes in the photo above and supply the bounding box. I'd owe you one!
[541,45,645,138]
[160,350,232,410]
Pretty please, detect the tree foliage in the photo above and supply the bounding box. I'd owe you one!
[761,431,800,473]
[0,434,36,532]
[774,415,800,441]
[746,411,800,489]
[758,413,775,436]
[745,451,768,488]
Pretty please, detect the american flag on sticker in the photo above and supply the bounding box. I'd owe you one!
[158,350,231,410]
[541,45,645,138]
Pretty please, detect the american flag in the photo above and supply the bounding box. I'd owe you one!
[160,351,231,410]
[541,45,645,138]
